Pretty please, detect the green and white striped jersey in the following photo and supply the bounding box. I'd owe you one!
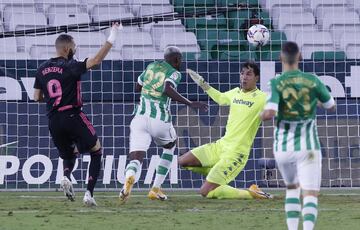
[134,61,182,122]
[265,69,335,152]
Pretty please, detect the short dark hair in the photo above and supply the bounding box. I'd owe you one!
[241,61,260,76]
[281,41,300,65]
[55,34,74,47]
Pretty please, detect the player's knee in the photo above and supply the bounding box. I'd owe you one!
[302,189,319,197]
[199,188,210,197]
[129,151,146,162]
[162,140,176,149]
[89,139,101,153]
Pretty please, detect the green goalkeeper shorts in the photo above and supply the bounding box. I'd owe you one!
[191,141,248,185]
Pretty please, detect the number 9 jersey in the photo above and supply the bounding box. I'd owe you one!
[33,57,87,116]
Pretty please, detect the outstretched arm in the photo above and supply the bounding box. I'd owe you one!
[86,23,122,69]
[163,82,208,111]
[186,69,230,106]
[261,80,279,121]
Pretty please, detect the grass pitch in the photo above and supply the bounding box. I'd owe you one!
[0,190,359,230]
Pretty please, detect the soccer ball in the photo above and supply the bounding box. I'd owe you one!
[247,24,270,47]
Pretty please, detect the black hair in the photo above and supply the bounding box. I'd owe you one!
[55,34,74,47]
[241,61,260,76]
[281,41,300,65]
[164,46,182,70]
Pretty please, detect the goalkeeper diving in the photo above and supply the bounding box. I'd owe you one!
[179,62,273,199]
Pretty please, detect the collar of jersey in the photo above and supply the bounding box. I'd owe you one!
[283,69,301,74]
[240,87,258,94]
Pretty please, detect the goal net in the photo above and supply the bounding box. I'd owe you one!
[0,0,359,191]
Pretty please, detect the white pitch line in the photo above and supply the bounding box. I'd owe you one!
[1,208,354,215]
[0,141,18,148]
[15,193,360,200]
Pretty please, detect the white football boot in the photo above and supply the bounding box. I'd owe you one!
[83,190,97,207]
[60,176,75,201]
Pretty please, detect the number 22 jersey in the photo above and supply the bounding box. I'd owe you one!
[33,57,88,116]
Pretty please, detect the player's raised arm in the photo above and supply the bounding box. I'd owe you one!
[85,22,122,70]
[261,79,279,121]
[186,69,230,106]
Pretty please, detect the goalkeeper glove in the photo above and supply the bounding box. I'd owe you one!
[107,22,123,44]
[186,69,210,91]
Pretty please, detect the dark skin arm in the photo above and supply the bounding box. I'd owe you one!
[163,82,208,111]
[135,83,142,92]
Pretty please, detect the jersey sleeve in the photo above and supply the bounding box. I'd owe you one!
[70,59,88,79]
[206,87,235,106]
[33,70,42,89]
[264,79,280,111]
[164,71,182,88]
[137,70,146,86]
[316,78,335,109]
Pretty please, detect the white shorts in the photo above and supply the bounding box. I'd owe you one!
[129,115,177,152]
[274,150,322,191]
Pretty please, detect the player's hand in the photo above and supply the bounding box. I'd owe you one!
[186,69,210,91]
[107,22,123,44]
[189,101,208,112]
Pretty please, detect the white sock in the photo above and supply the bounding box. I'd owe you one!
[302,196,318,230]
[125,160,141,180]
[285,187,301,230]
[152,146,175,188]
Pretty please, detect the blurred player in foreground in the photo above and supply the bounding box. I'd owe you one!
[179,61,272,200]
[33,23,121,206]
[261,41,335,230]
[120,46,208,202]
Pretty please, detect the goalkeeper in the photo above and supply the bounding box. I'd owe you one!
[179,61,272,199]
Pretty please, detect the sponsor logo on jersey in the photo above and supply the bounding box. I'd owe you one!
[233,98,254,107]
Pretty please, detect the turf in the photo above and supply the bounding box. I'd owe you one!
[0,190,359,230]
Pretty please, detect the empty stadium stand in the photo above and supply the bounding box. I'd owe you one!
[0,0,360,60]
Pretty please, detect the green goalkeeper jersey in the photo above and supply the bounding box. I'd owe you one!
[134,61,182,122]
[265,69,335,152]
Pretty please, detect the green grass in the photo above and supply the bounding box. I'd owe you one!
[0,190,359,230]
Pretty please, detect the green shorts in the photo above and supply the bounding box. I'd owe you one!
[191,141,248,185]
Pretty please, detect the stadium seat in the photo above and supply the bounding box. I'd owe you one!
[91,12,134,23]
[138,5,175,17]
[196,29,221,52]
[310,51,346,60]
[159,32,200,52]
[321,10,360,48]
[218,0,259,7]
[263,0,303,15]
[90,5,129,22]
[149,20,186,49]
[277,12,316,41]
[339,32,360,59]
[115,32,153,52]
[309,0,349,18]
[185,15,227,32]
[218,50,257,61]
[7,13,47,32]
[271,7,304,29]
[122,46,163,60]
[19,34,58,54]
[50,13,90,26]
[227,10,253,30]
[256,31,286,61]
[0,37,19,54]
[296,31,335,59]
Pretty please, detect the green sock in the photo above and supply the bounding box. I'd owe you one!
[206,185,253,199]
[184,166,211,176]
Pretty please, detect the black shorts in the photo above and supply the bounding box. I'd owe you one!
[48,109,98,159]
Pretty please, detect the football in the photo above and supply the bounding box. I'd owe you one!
[247,24,270,46]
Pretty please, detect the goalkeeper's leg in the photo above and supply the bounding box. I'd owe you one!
[202,158,273,199]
